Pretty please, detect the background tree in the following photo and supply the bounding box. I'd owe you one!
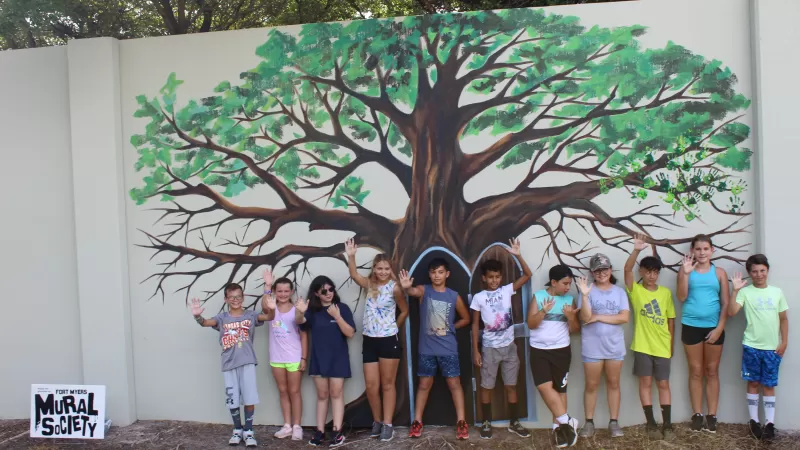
[0,0,626,50]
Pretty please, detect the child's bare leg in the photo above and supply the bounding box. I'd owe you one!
[379,358,400,425]
[657,380,671,406]
[446,376,466,422]
[414,377,433,422]
[639,376,653,406]
[364,362,382,423]
[287,369,303,425]
[330,378,345,431]
[313,377,330,432]
[272,367,291,425]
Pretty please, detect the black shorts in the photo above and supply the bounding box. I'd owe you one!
[681,324,725,346]
[530,346,571,393]
[362,334,402,363]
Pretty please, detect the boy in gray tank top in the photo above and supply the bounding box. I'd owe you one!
[191,282,271,447]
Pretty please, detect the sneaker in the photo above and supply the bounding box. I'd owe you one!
[749,420,763,439]
[229,429,243,446]
[292,425,303,441]
[690,413,704,432]
[480,420,492,439]
[329,430,345,448]
[646,423,662,440]
[508,419,530,438]
[609,420,624,438]
[379,424,394,442]
[568,417,580,434]
[763,422,775,441]
[309,430,325,446]
[556,422,578,448]
[704,414,717,433]
[456,420,469,440]
[579,420,595,438]
[370,422,383,438]
[662,424,675,440]
[274,424,292,439]
[409,420,423,438]
[243,431,257,447]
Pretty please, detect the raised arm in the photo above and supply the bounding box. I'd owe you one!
[260,292,276,321]
[345,238,370,289]
[625,234,648,291]
[508,237,532,291]
[454,296,471,329]
[190,298,217,327]
[295,298,309,325]
[527,295,553,329]
[399,269,425,299]
[676,254,696,302]
[564,300,581,333]
[393,283,409,328]
[576,277,593,323]
[728,272,747,316]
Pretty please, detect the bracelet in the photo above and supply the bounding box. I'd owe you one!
[264,290,272,294]
[194,315,205,325]
[301,358,307,361]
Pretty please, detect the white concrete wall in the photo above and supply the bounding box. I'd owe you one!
[0,46,83,418]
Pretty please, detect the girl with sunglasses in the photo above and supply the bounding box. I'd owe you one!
[297,276,356,447]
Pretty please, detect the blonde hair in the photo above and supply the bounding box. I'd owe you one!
[367,254,395,299]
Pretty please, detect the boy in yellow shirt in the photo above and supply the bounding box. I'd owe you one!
[624,234,676,440]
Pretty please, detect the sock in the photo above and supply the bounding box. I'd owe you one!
[585,418,594,424]
[643,405,656,426]
[244,408,254,431]
[507,402,518,423]
[661,405,672,426]
[482,403,492,422]
[764,396,776,424]
[747,393,760,422]
[230,408,242,429]
[609,419,618,425]
[552,423,559,430]
[556,414,569,425]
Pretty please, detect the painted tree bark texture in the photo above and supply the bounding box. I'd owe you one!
[130,8,752,425]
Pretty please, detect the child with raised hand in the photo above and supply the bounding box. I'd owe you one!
[400,259,472,440]
[260,268,308,441]
[297,276,356,448]
[471,237,532,439]
[527,264,581,448]
[344,238,408,442]
[190,283,270,447]
[578,254,630,439]
[624,234,676,441]
[728,254,789,441]
[677,234,730,433]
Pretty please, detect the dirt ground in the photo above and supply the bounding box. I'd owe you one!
[2,419,796,449]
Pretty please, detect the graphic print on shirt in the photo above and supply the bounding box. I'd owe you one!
[755,296,776,311]
[483,290,512,333]
[221,319,252,350]
[640,298,666,326]
[363,281,398,337]
[427,298,452,337]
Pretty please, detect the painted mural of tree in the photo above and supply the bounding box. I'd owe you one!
[130,7,751,421]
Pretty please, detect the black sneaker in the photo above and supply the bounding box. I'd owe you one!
[370,422,382,438]
[690,413,704,432]
[749,420,763,439]
[329,430,345,448]
[556,423,577,448]
[508,419,530,438]
[309,430,325,446]
[704,414,717,433]
[480,420,492,439]
[763,422,775,441]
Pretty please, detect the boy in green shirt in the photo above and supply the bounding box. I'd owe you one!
[729,254,789,441]
[624,234,676,441]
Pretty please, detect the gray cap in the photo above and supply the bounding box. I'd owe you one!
[589,253,612,272]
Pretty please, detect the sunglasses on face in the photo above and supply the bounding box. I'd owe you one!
[319,287,335,296]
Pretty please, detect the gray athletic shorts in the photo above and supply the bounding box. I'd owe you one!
[224,364,259,408]
[480,341,520,389]
[633,351,671,381]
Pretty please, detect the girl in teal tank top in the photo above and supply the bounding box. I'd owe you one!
[676,235,730,432]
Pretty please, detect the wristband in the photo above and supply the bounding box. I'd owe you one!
[264,290,272,294]
[194,315,205,325]
[301,357,307,361]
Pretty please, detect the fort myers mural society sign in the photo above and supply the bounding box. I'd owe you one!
[30,384,106,439]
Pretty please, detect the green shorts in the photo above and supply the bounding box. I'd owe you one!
[270,362,301,372]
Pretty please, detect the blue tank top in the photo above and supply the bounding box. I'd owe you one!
[682,265,721,328]
[418,285,459,356]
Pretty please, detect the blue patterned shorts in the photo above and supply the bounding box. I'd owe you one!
[418,354,460,378]
[742,345,782,387]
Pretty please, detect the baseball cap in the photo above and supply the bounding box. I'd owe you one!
[590,253,612,272]
[545,264,574,286]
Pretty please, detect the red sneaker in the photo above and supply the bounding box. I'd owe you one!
[456,420,469,440]
[409,420,423,438]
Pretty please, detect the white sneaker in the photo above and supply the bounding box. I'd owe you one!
[274,424,292,439]
[229,429,243,445]
[292,425,303,441]
[243,430,257,447]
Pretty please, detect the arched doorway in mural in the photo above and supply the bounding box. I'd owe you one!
[404,247,476,426]
[468,243,537,425]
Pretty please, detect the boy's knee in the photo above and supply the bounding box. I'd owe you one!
[445,377,462,390]
[656,380,670,390]
[504,385,516,394]
[418,377,433,391]
[639,377,653,388]
[748,381,762,390]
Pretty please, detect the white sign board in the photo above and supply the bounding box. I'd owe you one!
[30,384,106,439]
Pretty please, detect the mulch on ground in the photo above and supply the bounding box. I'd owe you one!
[1,419,795,449]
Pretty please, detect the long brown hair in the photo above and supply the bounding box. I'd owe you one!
[367,254,396,299]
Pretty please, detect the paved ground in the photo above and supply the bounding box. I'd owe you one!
[2,419,796,449]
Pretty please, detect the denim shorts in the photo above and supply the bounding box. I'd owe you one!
[418,354,460,378]
[583,355,624,363]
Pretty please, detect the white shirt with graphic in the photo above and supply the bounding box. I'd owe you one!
[470,283,515,348]
[362,280,399,338]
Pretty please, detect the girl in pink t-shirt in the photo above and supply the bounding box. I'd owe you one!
[261,269,307,441]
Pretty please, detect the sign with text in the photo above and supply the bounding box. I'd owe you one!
[30,384,106,439]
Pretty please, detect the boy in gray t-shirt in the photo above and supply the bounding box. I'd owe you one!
[192,282,270,447]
